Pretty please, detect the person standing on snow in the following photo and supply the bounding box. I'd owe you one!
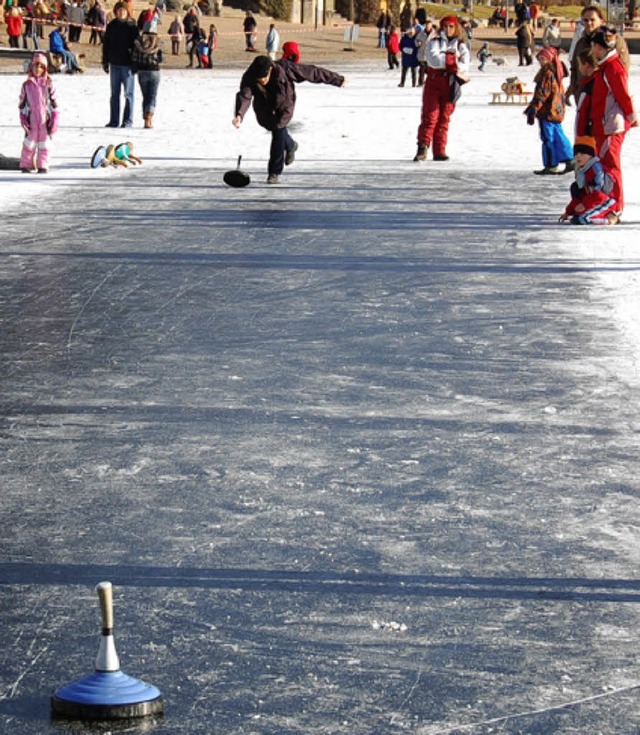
[541,18,562,50]
[415,18,436,86]
[477,41,491,72]
[19,51,59,173]
[398,25,419,87]
[232,54,345,185]
[413,15,469,162]
[589,26,637,216]
[265,23,280,60]
[523,46,574,176]
[243,10,257,51]
[131,28,163,128]
[386,25,400,70]
[102,1,139,128]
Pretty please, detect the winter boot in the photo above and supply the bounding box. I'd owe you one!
[413,144,427,162]
[144,112,154,129]
[534,166,560,175]
[607,212,621,225]
[285,142,298,166]
[561,159,575,174]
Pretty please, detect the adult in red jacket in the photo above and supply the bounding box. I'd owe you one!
[414,15,470,162]
[233,54,345,184]
[590,27,637,214]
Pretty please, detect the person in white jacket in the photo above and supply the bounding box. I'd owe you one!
[265,23,280,60]
[414,18,436,86]
[542,18,562,49]
[414,15,469,162]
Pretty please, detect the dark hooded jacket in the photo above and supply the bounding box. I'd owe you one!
[235,58,344,131]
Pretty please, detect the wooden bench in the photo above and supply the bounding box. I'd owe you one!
[0,47,35,60]
[0,48,64,72]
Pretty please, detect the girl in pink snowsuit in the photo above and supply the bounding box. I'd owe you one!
[19,52,59,174]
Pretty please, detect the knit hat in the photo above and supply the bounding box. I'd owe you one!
[574,135,596,156]
[281,40,300,63]
[536,46,557,66]
[439,15,459,29]
[249,55,272,78]
[591,26,616,50]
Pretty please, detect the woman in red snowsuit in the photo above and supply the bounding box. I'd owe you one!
[414,15,470,162]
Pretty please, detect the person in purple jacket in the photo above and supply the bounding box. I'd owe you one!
[232,54,345,184]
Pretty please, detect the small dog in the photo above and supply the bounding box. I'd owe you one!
[493,56,506,66]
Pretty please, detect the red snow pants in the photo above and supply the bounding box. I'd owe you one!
[596,131,625,212]
[416,69,455,158]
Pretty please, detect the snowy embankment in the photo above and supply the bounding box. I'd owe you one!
[1,54,639,383]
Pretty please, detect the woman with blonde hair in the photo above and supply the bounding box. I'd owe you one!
[414,15,469,162]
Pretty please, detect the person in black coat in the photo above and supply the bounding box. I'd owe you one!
[102,1,139,127]
[243,11,257,51]
[232,54,345,184]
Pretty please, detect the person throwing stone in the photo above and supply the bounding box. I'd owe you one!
[232,54,345,185]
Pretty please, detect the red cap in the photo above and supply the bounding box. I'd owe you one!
[282,41,300,63]
[439,15,459,29]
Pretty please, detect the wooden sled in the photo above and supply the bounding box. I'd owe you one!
[490,91,532,105]
[491,77,532,106]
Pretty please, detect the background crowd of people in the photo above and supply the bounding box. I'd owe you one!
[374,0,636,224]
[4,0,638,223]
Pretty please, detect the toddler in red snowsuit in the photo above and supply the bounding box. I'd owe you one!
[19,52,59,174]
[559,136,619,225]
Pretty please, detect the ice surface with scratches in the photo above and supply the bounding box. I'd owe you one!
[1,54,640,735]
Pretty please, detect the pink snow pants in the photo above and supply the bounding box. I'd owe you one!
[20,121,49,171]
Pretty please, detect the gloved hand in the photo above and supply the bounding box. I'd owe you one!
[20,113,30,134]
[524,107,536,125]
[103,62,109,74]
[47,109,60,136]
[444,51,457,74]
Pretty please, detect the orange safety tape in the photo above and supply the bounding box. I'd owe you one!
[24,15,349,39]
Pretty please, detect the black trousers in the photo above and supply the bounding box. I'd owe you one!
[269,127,295,176]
